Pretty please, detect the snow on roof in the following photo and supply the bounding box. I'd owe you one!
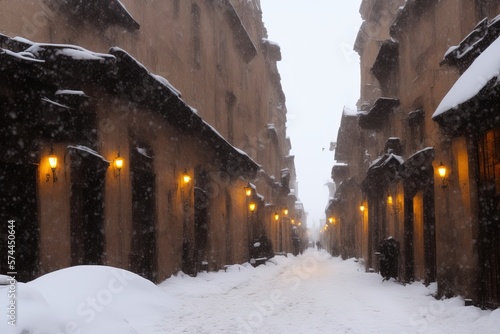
[0,48,44,63]
[10,36,34,45]
[1,34,259,178]
[61,0,140,31]
[136,146,153,159]
[202,122,257,164]
[408,147,434,160]
[262,38,280,47]
[110,46,182,98]
[27,43,114,62]
[41,97,72,110]
[444,17,489,60]
[343,106,358,116]
[67,145,110,163]
[55,90,87,96]
[116,0,134,19]
[369,153,404,169]
[434,36,500,118]
[153,74,181,97]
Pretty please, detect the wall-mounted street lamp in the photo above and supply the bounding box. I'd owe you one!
[46,147,58,183]
[283,207,289,216]
[274,212,279,221]
[249,201,256,213]
[359,203,365,212]
[438,162,448,189]
[114,154,124,178]
[387,195,393,205]
[244,183,252,197]
[182,169,192,184]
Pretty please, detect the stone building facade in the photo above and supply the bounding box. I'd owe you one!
[328,0,500,308]
[0,0,303,283]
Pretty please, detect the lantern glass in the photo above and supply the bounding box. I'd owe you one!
[182,169,191,183]
[438,162,447,178]
[274,212,279,221]
[249,202,256,212]
[359,204,365,212]
[114,156,124,170]
[48,154,58,170]
[244,185,252,197]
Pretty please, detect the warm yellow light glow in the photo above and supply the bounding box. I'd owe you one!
[359,204,365,212]
[182,169,191,183]
[249,202,256,212]
[244,185,252,197]
[283,208,289,216]
[274,212,279,221]
[328,217,334,224]
[291,219,295,224]
[114,156,124,170]
[48,154,58,170]
[438,162,447,178]
[387,195,393,205]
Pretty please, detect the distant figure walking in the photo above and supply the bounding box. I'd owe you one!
[316,241,321,251]
[292,229,300,256]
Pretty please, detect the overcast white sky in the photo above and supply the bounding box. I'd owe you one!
[260,0,363,227]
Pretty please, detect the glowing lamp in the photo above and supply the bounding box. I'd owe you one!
[244,184,252,197]
[438,162,447,178]
[48,154,58,170]
[437,162,448,188]
[182,169,191,184]
[46,146,58,183]
[114,156,124,171]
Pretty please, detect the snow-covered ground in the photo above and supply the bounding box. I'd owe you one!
[1,250,499,333]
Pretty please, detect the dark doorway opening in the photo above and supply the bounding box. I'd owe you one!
[129,146,157,282]
[403,169,436,284]
[0,162,39,282]
[194,167,209,272]
[69,148,108,266]
[477,128,500,308]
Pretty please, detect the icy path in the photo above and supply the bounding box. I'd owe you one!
[147,250,499,334]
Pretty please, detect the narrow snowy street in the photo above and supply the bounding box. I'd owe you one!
[2,249,499,333]
[148,250,499,334]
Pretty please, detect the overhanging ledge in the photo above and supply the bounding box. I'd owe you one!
[358,97,400,130]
